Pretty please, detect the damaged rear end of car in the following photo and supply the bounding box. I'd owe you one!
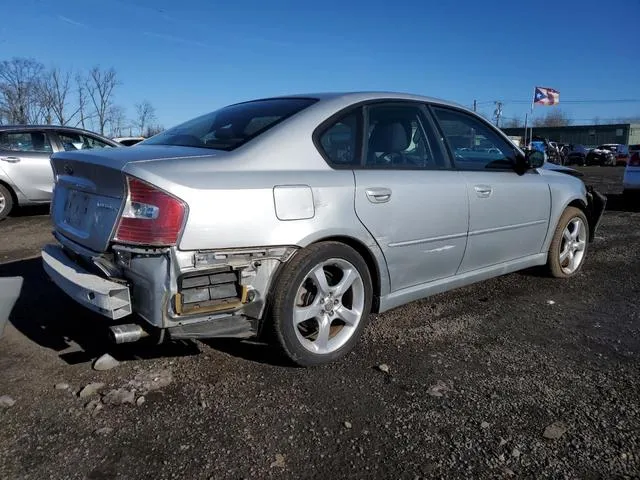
[43,150,299,343]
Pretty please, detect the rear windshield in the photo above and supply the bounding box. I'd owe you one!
[141,98,317,151]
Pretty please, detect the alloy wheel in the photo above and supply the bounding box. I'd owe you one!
[559,217,587,275]
[293,258,365,355]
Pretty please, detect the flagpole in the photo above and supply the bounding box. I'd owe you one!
[530,87,535,146]
[523,113,528,147]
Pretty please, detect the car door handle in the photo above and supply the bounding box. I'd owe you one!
[0,156,20,163]
[474,185,493,198]
[365,187,392,203]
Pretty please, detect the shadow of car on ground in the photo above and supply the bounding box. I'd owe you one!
[0,257,293,367]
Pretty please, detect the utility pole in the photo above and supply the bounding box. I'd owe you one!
[494,101,503,127]
[473,100,477,112]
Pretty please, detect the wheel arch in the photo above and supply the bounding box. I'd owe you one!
[0,178,18,207]
[308,235,386,313]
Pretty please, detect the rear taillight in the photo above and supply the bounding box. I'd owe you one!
[630,153,640,167]
[114,176,187,246]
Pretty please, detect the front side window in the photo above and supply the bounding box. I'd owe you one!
[365,104,444,169]
[58,132,113,151]
[432,106,516,170]
[142,98,317,151]
[318,111,359,166]
[0,131,53,153]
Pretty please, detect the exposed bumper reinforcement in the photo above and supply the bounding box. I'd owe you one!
[167,314,256,340]
[42,244,132,320]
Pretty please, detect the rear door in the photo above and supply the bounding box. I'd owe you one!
[317,102,468,293]
[0,130,56,201]
[431,105,551,273]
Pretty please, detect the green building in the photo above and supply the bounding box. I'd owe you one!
[501,123,640,147]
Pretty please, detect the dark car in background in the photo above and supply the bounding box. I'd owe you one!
[0,125,120,220]
[586,145,617,166]
[565,144,588,166]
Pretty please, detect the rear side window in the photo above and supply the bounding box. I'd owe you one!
[318,112,360,166]
[0,131,53,153]
[142,98,317,151]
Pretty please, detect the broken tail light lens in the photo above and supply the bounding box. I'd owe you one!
[114,176,187,246]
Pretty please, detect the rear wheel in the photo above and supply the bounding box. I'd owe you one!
[0,184,14,221]
[269,242,373,367]
[547,207,589,278]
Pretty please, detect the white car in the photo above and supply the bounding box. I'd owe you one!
[113,136,145,146]
[623,149,640,199]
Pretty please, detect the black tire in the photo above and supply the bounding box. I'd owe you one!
[547,207,589,278]
[268,242,373,367]
[0,184,14,221]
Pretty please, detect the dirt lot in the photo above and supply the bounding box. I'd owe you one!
[0,166,638,479]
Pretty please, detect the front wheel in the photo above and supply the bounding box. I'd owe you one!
[268,242,373,367]
[0,184,14,221]
[546,207,589,278]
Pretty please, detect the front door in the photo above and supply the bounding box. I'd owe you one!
[431,106,551,272]
[0,130,56,201]
[352,103,469,292]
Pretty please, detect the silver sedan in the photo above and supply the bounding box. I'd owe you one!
[42,92,606,366]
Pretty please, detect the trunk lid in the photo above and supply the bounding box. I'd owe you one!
[50,145,216,253]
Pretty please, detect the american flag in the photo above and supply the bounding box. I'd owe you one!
[534,87,560,105]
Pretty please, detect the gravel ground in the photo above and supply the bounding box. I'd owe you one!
[0,166,638,479]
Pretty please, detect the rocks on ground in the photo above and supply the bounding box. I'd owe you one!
[92,353,120,371]
[0,395,16,408]
[543,421,568,440]
[427,380,453,398]
[102,388,135,406]
[78,382,105,398]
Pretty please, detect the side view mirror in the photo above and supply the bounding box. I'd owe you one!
[526,149,545,169]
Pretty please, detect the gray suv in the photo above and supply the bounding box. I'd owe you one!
[0,126,120,219]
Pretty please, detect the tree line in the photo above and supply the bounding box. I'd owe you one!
[0,57,163,138]
[504,110,640,129]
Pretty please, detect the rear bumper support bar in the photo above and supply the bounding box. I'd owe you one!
[42,244,132,320]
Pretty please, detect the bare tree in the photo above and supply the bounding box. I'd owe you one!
[145,124,164,137]
[505,116,523,128]
[533,109,572,127]
[107,105,127,137]
[85,66,119,135]
[135,100,156,136]
[38,67,74,125]
[0,57,45,124]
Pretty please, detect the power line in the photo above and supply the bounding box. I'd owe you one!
[477,99,640,105]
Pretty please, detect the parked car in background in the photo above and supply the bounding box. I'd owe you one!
[586,145,617,166]
[0,126,121,219]
[597,144,629,166]
[565,144,588,166]
[623,151,640,201]
[113,136,145,146]
[42,92,606,367]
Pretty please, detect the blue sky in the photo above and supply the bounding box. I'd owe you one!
[3,0,639,129]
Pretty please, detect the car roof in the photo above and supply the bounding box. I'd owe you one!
[236,91,465,109]
[0,124,106,136]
